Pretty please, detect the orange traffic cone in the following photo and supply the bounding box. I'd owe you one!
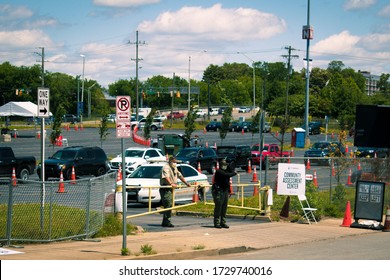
[287,156,291,163]
[306,158,311,170]
[117,165,122,181]
[229,177,234,195]
[275,131,279,137]
[192,183,199,202]
[241,128,244,135]
[80,123,84,130]
[383,207,390,232]
[197,161,201,172]
[11,167,17,187]
[331,161,336,176]
[74,124,78,131]
[340,201,352,227]
[253,184,259,196]
[247,160,252,174]
[70,166,76,184]
[347,168,353,185]
[57,171,65,193]
[205,141,209,148]
[251,166,258,182]
[214,142,217,149]
[357,162,361,171]
[290,148,294,157]
[313,170,318,187]
[203,127,206,134]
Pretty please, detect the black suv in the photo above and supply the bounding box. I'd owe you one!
[216,145,251,170]
[37,146,109,180]
[205,121,221,131]
[175,147,218,174]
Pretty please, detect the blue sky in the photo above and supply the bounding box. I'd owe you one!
[1,0,389,87]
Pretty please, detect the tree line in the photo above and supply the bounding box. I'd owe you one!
[1,60,389,131]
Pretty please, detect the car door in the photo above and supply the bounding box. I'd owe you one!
[75,149,90,175]
[0,148,15,176]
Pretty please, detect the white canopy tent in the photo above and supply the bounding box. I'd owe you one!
[0,101,40,117]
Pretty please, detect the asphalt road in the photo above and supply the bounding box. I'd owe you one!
[195,231,390,260]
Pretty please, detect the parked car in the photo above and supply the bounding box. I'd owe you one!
[209,108,219,115]
[154,114,167,121]
[251,143,290,169]
[238,107,251,113]
[124,161,210,204]
[37,146,109,180]
[0,147,36,181]
[205,121,221,131]
[304,141,345,165]
[63,114,79,124]
[216,145,251,170]
[235,121,252,132]
[354,147,388,158]
[107,114,116,123]
[175,147,218,174]
[137,118,164,131]
[263,122,271,133]
[229,121,239,132]
[166,111,185,120]
[195,108,207,118]
[109,147,166,174]
[302,121,322,135]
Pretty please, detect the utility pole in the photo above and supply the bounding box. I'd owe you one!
[130,31,146,121]
[281,46,298,120]
[188,56,191,112]
[280,46,298,155]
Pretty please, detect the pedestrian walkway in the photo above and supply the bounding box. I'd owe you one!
[0,218,378,260]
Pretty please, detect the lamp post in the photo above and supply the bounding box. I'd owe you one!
[80,54,85,123]
[238,52,256,112]
[88,82,96,119]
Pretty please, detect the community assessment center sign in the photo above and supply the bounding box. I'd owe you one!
[277,163,306,195]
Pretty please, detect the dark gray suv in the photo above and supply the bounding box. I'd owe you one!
[175,147,218,174]
[37,146,109,180]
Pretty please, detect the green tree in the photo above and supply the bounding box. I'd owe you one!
[50,104,66,153]
[143,108,156,140]
[184,106,197,140]
[219,106,232,145]
[99,115,110,148]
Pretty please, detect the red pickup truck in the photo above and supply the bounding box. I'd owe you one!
[251,143,290,169]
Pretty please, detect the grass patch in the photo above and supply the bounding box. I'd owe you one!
[192,244,205,250]
[140,243,157,255]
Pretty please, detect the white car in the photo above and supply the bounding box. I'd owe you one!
[123,161,210,204]
[238,107,251,113]
[109,147,166,174]
[154,114,167,121]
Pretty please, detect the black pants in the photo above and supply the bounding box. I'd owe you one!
[212,187,229,226]
[159,188,173,225]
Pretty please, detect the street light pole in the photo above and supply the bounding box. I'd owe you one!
[303,0,312,147]
[80,54,85,123]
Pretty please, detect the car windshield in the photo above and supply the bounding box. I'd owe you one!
[124,150,144,158]
[129,166,162,179]
[51,150,77,160]
[312,143,330,149]
[218,148,234,154]
[176,149,198,158]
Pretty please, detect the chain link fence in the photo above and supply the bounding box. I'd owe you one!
[259,156,390,203]
[0,172,117,245]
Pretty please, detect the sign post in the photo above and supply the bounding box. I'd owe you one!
[115,96,131,253]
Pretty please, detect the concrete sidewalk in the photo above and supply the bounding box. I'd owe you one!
[0,218,378,260]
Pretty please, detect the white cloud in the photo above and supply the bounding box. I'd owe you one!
[93,0,160,8]
[312,31,361,54]
[0,30,53,49]
[379,5,390,17]
[359,33,390,51]
[0,4,33,22]
[138,4,286,41]
[344,0,376,10]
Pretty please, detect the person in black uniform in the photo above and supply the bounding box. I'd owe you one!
[212,159,237,229]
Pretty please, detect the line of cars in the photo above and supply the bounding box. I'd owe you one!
[205,120,271,133]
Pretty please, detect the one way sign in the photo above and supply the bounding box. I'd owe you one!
[37,87,50,118]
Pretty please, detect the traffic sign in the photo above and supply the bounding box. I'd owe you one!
[37,87,50,118]
[116,96,131,138]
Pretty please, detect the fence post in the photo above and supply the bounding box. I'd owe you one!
[6,179,14,246]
